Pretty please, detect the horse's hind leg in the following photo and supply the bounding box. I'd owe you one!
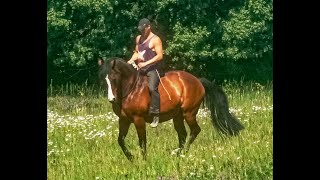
[173,111,187,150]
[184,111,201,151]
[118,118,133,161]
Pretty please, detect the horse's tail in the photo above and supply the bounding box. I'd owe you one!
[199,78,244,136]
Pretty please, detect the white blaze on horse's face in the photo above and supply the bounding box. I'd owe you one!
[105,75,115,102]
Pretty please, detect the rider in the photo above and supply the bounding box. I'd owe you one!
[127,18,164,128]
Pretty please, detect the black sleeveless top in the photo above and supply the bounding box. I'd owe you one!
[137,35,161,73]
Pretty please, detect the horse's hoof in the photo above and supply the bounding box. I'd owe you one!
[171,148,181,155]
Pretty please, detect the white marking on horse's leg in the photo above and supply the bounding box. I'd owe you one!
[105,75,115,101]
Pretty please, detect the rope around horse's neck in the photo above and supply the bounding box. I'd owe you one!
[156,69,172,101]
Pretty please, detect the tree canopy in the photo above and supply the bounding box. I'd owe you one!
[48,0,273,85]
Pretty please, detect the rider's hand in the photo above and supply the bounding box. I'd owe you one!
[132,63,139,70]
[128,60,134,64]
[138,62,147,69]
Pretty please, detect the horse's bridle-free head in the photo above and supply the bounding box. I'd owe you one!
[99,58,121,103]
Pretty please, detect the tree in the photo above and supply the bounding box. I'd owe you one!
[48,0,273,85]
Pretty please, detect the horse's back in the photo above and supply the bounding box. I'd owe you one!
[163,70,204,92]
[160,70,205,110]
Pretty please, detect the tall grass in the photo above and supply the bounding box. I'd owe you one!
[47,81,273,179]
[48,79,105,97]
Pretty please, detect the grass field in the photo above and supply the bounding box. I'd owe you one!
[47,81,273,180]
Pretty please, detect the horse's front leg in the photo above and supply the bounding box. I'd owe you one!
[133,116,147,160]
[118,118,133,161]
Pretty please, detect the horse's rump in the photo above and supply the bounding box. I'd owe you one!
[161,70,205,108]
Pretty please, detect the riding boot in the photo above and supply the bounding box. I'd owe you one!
[150,114,159,128]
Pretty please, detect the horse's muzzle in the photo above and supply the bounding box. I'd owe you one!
[108,97,115,102]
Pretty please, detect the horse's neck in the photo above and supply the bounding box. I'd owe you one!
[123,64,138,83]
[121,64,139,97]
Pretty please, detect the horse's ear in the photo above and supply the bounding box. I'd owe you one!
[98,58,104,66]
[112,59,116,69]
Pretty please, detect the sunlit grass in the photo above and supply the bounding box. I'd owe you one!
[47,81,273,179]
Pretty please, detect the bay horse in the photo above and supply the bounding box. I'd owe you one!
[98,57,244,161]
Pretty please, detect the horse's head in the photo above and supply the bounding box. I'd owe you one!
[98,57,137,103]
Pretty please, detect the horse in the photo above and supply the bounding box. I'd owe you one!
[98,57,244,161]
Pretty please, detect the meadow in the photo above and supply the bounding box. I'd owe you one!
[47,81,273,180]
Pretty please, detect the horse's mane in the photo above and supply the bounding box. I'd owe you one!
[106,57,132,68]
[100,57,137,79]
[100,57,126,73]
[106,57,126,63]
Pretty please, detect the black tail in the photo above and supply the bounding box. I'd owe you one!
[199,78,244,136]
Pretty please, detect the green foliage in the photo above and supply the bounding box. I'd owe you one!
[220,0,273,60]
[48,0,273,84]
[165,23,212,71]
[47,0,113,67]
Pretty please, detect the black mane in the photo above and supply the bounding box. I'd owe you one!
[99,57,132,79]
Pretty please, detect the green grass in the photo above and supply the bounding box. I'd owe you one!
[47,81,273,180]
